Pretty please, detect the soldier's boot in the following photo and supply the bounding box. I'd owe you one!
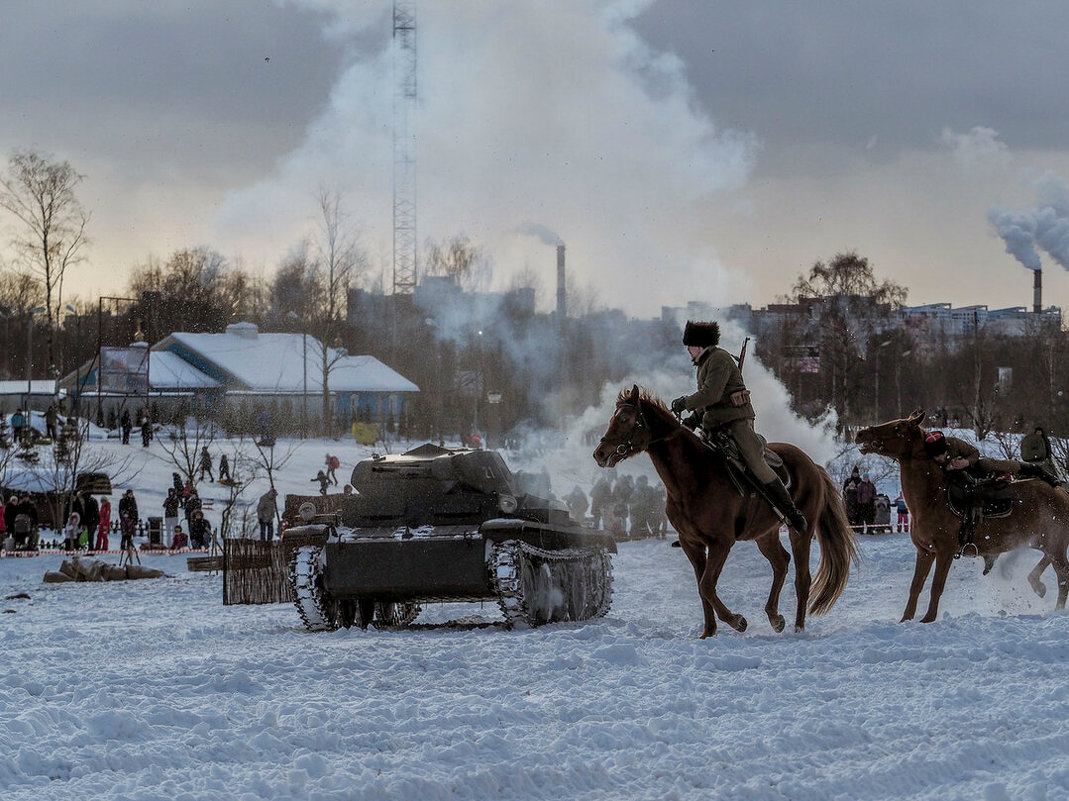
[762,479,808,532]
[1018,462,1061,487]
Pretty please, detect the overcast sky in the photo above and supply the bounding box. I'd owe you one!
[4,0,1069,318]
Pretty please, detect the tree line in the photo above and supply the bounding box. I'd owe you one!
[4,149,1069,447]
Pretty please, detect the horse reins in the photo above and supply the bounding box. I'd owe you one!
[601,401,680,457]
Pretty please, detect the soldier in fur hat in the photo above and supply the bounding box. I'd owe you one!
[670,320,808,531]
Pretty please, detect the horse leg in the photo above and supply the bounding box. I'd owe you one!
[755,533,790,633]
[919,550,956,623]
[1028,556,1051,599]
[697,540,747,637]
[1046,553,1069,610]
[788,529,813,632]
[902,548,935,622]
[677,538,719,637]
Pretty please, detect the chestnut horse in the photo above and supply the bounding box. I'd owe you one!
[855,411,1069,621]
[593,386,858,637]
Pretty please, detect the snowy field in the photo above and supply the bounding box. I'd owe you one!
[1,430,1068,800]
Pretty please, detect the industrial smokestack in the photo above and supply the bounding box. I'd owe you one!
[556,244,566,319]
[1034,268,1042,313]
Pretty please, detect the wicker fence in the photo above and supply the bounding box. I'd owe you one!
[222,532,326,605]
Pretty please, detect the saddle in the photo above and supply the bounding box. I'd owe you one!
[945,474,1014,520]
[945,473,1013,557]
[701,428,791,489]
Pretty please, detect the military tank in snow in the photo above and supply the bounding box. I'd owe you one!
[285,443,616,631]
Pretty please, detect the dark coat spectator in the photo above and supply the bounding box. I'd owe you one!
[312,470,330,496]
[856,474,877,530]
[120,409,132,445]
[842,467,862,526]
[257,489,278,542]
[118,490,138,526]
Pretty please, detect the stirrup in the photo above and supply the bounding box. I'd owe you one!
[955,542,978,560]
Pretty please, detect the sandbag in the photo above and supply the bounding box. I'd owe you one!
[43,571,75,583]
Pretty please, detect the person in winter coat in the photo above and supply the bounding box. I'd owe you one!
[162,488,181,548]
[62,512,82,552]
[670,320,807,532]
[170,524,188,551]
[184,492,202,525]
[182,479,194,500]
[189,510,212,549]
[257,489,278,542]
[81,494,99,543]
[589,476,613,528]
[325,454,340,485]
[1020,426,1058,478]
[312,470,330,496]
[172,472,184,495]
[96,497,112,551]
[842,467,862,528]
[140,413,152,447]
[2,495,16,534]
[120,409,133,445]
[199,446,214,482]
[118,489,138,532]
[856,473,877,533]
[923,431,1059,486]
[218,454,231,483]
[893,493,909,533]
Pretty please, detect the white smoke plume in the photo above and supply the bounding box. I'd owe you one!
[213,0,756,314]
[988,171,1069,272]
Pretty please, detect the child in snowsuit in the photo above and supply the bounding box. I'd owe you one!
[312,470,330,496]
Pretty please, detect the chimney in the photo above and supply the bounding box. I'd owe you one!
[556,244,566,319]
[1034,268,1042,313]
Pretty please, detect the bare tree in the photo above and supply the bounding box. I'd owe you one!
[216,435,260,541]
[158,418,216,492]
[30,419,135,536]
[424,234,493,293]
[310,188,366,431]
[0,150,90,375]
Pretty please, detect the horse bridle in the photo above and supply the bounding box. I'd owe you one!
[601,400,678,457]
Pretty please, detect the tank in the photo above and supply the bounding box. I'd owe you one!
[284,444,616,631]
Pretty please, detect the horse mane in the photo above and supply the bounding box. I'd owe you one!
[616,385,671,416]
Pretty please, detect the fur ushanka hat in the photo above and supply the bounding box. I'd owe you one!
[682,321,720,348]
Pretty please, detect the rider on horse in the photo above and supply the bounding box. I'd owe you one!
[670,320,808,532]
[923,430,1060,486]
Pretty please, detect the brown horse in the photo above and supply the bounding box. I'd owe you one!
[592,385,858,637]
[855,411,1069,622]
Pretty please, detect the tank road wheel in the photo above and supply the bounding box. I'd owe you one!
[488,541,614,629]
[290,545,339,632]
[371,601,422,629]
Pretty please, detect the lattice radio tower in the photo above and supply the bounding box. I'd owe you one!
[392,2,418,295]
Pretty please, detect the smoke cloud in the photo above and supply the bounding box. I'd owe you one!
[212,0,756,314]
[988,171,1069,272]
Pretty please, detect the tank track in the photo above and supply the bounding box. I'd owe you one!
[488,540,613,628]
[290,544,337,631]
[290,545,421,632]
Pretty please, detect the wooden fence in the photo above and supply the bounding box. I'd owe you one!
[222,532,326,605]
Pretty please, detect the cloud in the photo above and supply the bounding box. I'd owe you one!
[940,126,1010,173]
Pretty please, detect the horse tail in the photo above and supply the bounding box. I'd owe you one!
[808,466,861,616]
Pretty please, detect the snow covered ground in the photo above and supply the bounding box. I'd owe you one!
[1,434,1068,800]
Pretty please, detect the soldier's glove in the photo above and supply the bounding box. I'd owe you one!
[681,412,701,430]
[670,396,688,415]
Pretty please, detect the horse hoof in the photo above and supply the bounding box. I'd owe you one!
[1032,581,1047,599]
[769,615,785,633]
[794,623,805,633]
[734,615,747,632]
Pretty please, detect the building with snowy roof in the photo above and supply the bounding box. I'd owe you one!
[58,323,419,430]
[153,322,418,428]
